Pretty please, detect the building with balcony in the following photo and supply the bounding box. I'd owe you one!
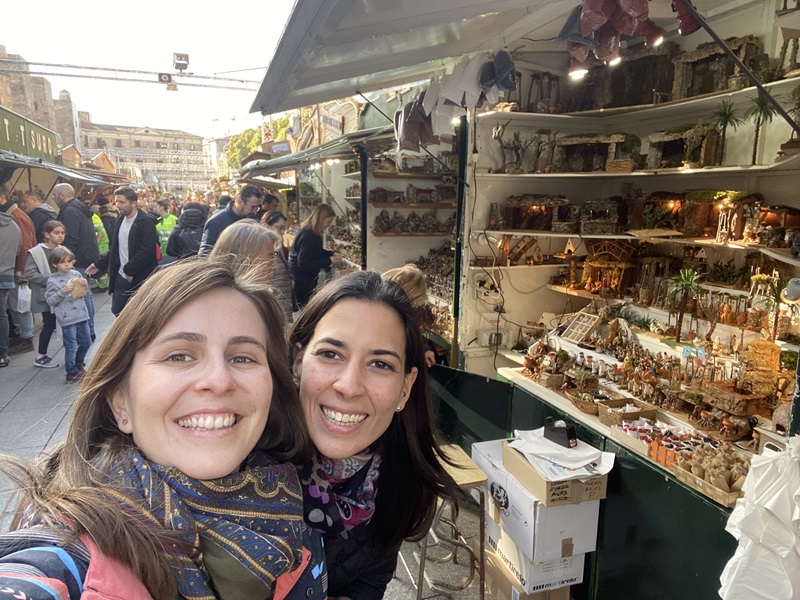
[80,121,211,193]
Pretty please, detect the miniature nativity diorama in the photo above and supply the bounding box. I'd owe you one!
[480,32,800,507]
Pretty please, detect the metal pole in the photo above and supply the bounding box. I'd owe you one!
[790,354,800,436]
[450,115,468,368]
[358,145,368,270]
[682,1,800,138]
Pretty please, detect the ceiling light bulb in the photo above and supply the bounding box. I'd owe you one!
[568,57,588,80]
[608,56,622,66]
[672,0,701,36]
[638,19,667,48]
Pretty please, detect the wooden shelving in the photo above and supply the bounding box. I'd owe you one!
[346,170,455,180]
[468,263,568,270]
[760,247,800,267]
[372,231,454,237]
[485,230,633,240]
[371,202,456,209]
[331,237,361,248]
[371,171,455,180]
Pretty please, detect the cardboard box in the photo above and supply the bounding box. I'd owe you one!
[485,548,571,600]
[502,441,608,507]
[473,440,600,563]
[485,516,585,594]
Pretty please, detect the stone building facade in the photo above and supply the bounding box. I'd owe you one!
[80,122,211,193]
[1,45,212,192]
[0,45,57,134]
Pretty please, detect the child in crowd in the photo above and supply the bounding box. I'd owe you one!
[24,220,65,368]
[0,259,325,599]
[44,246,91,383]
[383,263,439,367]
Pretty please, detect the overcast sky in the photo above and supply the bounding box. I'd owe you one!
[3,1,296,138]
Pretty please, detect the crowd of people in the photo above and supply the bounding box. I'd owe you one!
[0,180,455,599]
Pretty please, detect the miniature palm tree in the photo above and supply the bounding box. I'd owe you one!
[745,92,779,165]
[671,268,700,343]
[710,100,743,165]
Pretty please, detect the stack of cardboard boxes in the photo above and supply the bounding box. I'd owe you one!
[472,439,608,600]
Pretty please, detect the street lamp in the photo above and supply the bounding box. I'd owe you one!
[173,53,189,72]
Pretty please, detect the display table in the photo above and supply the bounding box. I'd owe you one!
[430,365,738,600]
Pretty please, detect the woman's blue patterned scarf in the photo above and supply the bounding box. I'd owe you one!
[101,448,305,600]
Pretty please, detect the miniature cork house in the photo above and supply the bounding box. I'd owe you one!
[671,36,761,100]
[579,197,628,235]
[581,240,637,297]
[502,194,569,230]
[552,204,580,233]
[704,339,780,420]
[553,133,640,173]
[646,124,719,169]
[629,191,685,230]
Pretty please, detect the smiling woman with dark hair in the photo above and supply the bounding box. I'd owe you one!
[289,270,460,600]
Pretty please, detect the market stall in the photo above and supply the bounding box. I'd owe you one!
[252,1,800,597]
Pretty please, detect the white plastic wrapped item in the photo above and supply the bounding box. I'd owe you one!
[15,282,31,313]
[719,437,800,599]
[422,76,441,116]
[457,54,487,109]
[440,57,468,105]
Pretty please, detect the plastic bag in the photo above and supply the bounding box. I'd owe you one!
[15,282,31,313]
[719,438,800,599]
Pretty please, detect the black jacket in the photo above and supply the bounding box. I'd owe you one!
[95,210,158,294]
[98,206,119,241]
[288,228,333,306]
[199,203,242,254]
[28,205,57,243]
[57,198,100,268]
[166,208,205,258]
[324,522,402,600]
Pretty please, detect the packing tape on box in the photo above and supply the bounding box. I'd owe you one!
[561,538,574,558]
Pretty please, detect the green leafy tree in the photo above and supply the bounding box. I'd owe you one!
[745,92,779,165]
[710,100,743,165]
[270,114,292,141]
[226,127,262,173]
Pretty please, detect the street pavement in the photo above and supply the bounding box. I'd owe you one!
[0,290,484,598]
[0,290,114,523]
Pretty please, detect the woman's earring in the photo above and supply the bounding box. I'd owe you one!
[293,376,300,387]
[121,419,128,426]
[395,405,403,412]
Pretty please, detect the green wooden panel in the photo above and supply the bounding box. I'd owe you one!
[591,440,735,599]
[428,369,736,599]
[429,365,513,449]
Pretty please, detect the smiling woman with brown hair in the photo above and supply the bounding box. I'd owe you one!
[0,258,326,600]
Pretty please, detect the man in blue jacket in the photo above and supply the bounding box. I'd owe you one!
[198,185,263,254]
[86,187,158,316]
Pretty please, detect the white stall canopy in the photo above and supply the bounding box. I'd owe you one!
[250,0,736,116]
[250,0,578,115]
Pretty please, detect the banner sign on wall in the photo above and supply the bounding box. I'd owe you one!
[0,105,59,161]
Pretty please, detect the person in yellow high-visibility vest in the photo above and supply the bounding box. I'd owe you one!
[90,210,110,289]
[154,199,177,257]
